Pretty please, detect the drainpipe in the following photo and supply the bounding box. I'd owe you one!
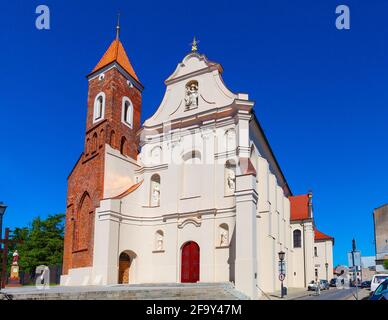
[117,200,122,283]
[303,191,313,287]
[303,222,306,287]
[303,190,314,287]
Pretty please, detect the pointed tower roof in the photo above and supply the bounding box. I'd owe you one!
[91,39,140,82]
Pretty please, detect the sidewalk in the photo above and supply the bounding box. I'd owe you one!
[345,288,370,300]
[259,287,311,300]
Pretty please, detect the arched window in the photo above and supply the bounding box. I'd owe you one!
[122,97,133,128]
[218,223,229,247]
[155,230,164,251]
[293,229,302,248]
[224,160,236,195]
[120,137,127,156]
[93,92,105,123]
[182,150,201,197]
[150,174,161,207]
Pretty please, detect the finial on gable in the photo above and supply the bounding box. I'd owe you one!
[116,13,121,40]
[190,36,199,52]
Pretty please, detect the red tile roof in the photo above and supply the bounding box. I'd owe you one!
[91,39,139,82]
[314,228,334,242]
[289,194,310,221]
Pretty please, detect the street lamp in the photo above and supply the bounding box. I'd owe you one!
[278,251,285,262]
[325,262,329,281]
[278,251,285,298]
[0,202,7,243]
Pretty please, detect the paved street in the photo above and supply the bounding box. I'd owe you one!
[294,287,370,300]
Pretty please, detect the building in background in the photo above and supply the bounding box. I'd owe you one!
[289,192,334,287]
[361,256,376,281]
[373,204,388,272]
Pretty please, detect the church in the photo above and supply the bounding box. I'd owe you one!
[60,26,334,299]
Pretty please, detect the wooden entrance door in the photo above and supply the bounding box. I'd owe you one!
[181,241,200,283]
[118,252,131,284]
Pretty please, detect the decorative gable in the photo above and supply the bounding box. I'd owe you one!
[144,52,237,127]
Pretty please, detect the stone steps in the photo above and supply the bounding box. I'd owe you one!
[1,282,249,300]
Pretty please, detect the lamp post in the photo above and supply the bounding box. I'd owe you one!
[0,202,7,244]
[325,262,329,281]
[0,202,7,288]
[278,250,285,298]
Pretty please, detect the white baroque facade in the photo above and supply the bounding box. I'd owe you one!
[61,45,333,299]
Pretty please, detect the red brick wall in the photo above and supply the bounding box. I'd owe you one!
[62,67,142,275]
[86,68,142,158]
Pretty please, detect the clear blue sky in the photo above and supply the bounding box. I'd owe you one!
[1,0,387,267]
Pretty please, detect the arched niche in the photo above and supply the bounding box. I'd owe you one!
[150,174,161,207]
[154,230,164,251]
[224,160,236,195]
[218,223,229,247]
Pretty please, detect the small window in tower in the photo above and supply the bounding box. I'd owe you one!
[122,97,133,128]
[93,92,105,123]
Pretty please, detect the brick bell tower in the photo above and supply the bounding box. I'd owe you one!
[62,21,143,275]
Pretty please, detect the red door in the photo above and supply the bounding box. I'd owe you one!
[181,241,200,283]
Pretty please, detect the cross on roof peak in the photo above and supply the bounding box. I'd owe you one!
[190,36,199,52]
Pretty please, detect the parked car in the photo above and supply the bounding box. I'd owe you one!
[320,280,330,290]
[361,280,371,289]
[329,278,338,287]
[371,274,388,292]
[307,280,330,291]
[369,279,388,300]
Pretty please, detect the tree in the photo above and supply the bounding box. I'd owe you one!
[8,214,65,274]
[384,259,388,271]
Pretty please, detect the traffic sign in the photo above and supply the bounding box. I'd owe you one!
[348,251,361,268]
[279,273,285,281]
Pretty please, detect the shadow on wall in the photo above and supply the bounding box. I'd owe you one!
[228,227,236,283]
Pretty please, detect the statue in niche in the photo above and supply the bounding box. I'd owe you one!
[152,182,160,206]
[227,171,236,191]
[220,229,228,246]
[185,81,199,110]
[156,233,163,250]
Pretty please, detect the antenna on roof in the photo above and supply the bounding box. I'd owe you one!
[116,12,121,40]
